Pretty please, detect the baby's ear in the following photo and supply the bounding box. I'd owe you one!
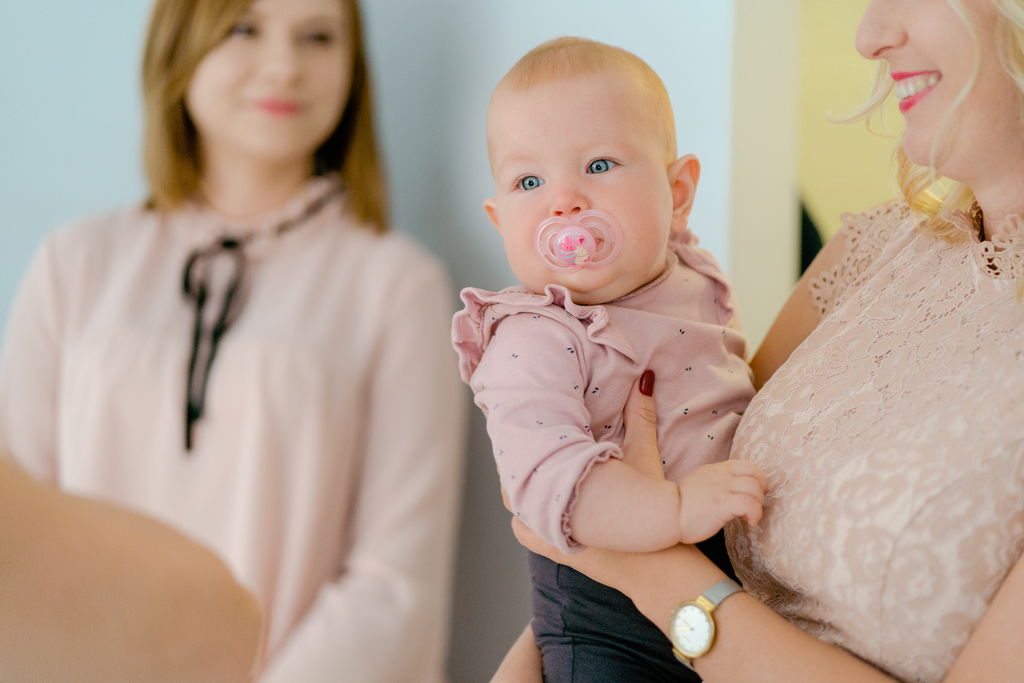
[668,154,701,233]
[483,198,502,232]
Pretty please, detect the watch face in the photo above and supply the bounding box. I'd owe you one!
[670,603,714,657]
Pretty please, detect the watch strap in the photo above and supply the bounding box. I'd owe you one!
[673,648,696,670]
[703,578,742,610]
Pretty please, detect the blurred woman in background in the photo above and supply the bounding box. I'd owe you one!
[0,0,464,679]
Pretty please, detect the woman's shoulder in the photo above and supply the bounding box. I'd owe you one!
[354,228,451,289]
[835,199,916,254]
[327,212,443,269]
[806,200,917,317]
[319,217,455,309]
[47,202,156,252]
[362,228,442,265]
[30,202,155,274]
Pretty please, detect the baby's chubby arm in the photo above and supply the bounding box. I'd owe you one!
[572,461,766,550]
[569,458,687,551]
[474,314,764,553]
[573,374,765,548]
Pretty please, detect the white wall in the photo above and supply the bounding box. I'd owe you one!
[0,2,797,680]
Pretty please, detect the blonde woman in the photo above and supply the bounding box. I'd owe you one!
[0,0,464,680]
[500,0,1024,680]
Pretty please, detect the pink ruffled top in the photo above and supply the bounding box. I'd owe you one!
[727,202,1024,682]
[453,232,755,552]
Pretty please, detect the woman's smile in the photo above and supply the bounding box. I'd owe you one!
[892,70,941,112]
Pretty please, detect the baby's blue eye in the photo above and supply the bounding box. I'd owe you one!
[588,159,616,174]
[519,175,544,191]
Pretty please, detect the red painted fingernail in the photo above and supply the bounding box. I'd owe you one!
[639,370,655,396]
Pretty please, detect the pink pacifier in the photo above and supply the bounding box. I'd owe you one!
[534,210,623,272]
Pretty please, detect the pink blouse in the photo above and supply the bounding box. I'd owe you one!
[454,233,754,552]
[0,178,466,681]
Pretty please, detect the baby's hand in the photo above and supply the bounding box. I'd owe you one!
[676,460,766,544]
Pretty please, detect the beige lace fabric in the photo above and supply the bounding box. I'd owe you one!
[727,202,1024,682]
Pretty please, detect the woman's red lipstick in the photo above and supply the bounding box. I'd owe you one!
[256,98,301,116]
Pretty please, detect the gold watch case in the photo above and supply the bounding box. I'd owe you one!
[668,578,742,665]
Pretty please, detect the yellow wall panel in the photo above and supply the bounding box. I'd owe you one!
[799,0,901,237]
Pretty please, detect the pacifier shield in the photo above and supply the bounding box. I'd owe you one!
[534,210,623,271]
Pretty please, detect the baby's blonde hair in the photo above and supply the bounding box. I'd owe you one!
[490,37,677,163]
[847,0,1024,240]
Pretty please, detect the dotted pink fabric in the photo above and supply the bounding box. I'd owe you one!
[454,234,754,552]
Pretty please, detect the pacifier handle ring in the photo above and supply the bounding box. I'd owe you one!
[534,209,623,272]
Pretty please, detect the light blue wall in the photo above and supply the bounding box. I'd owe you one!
[0,1,151,325]
[0,2,734,680]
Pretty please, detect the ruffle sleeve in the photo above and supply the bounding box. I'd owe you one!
[670,227,737,323]
[452,283,638,384]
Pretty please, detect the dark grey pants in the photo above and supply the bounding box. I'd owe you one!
[529,532,734,682]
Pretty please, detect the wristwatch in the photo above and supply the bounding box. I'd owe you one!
[668,578,743,668]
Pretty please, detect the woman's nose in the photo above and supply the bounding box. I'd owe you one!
[855,0,906,60]
[259,33,301,84]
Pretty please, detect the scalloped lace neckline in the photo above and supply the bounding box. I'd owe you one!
[939,209,1024,280]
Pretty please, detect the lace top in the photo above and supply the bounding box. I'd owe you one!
[727,202,1024,682]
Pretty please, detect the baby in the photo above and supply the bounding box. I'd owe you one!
[452,37,764,681]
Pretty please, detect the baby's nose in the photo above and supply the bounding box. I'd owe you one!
[550,187,589,216]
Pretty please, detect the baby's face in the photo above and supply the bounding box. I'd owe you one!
[485,71,679,305]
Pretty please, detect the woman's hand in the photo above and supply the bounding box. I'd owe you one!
[620,370,665,480]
